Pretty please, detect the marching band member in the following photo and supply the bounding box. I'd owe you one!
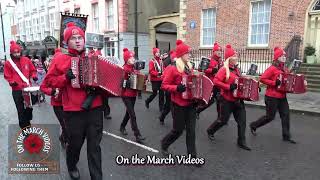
[145,47,165,112]
[208,45,251,151]
[196,42,222,119]
[120,48,146,143]
[4,41,37,130]
[159,50,177,125]
[250,47,296,144]
[40,48,67,148]
[161,40,201,164]
[45,22,103,180]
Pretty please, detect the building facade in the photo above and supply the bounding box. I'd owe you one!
[13,0,61,42]
[183,0,320,62]
[0,4,15,60]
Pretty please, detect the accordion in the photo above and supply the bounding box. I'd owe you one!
[277,73,307,94]
[129,73,146,90]
[233,76,259,101]
[182,74,214,104]
[71,55,125,96]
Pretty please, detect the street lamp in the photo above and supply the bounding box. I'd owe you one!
[0,2,7,60]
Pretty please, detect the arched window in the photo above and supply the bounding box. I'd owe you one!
[313,0,320,11]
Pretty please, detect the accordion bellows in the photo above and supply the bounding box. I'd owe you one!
[182,74,214,104]
[277,73,307,94]
[71,55,125,96]
[233,76,260,101]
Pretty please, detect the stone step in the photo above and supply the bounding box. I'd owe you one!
[307,83,320,89]
[299,66,320,71]
[301,63,320,68]
[307,87,320,92]
[305,74,320,79]
[306,78,320,84]
[298,71,320,76]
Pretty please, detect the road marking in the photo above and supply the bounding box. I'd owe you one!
[103,130,159,153]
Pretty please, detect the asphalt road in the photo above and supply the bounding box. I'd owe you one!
[0,75,319,180]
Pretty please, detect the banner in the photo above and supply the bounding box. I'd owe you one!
[59,12,88,49]
[86,33,104,49]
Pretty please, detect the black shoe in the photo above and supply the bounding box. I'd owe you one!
[250,125,257,136]
[136,135,146,143]
[283,138,297,144]
[120,128,128,136]
[237,142,251,151]
[207,133,215,141]
[59,135,67,149]
[145,100,149,109]
[104,115,112,120]
[161,147,169,157]
[68,167,80,180]
[196,113,200,120]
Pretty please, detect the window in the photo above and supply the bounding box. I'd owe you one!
[105,41,115,56]
[248,0,271,47]
[92,3,99,32]
[313,0,320,11]
[106,0,114,30]
[74,8,80,14]
[201,8,216,47]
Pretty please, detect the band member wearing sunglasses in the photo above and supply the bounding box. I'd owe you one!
[4,41,37,130]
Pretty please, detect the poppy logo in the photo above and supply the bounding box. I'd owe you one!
[72,29,79,35]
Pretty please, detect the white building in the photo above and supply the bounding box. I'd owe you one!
[0,4,15,60]
[14,0,61,42]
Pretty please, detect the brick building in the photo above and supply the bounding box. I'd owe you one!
[183,0,320,61]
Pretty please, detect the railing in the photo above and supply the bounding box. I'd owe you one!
[190,49,274,75]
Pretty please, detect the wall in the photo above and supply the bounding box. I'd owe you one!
[126,0,179,33]
[184,0,311,50]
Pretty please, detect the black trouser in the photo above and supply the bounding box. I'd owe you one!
[120,97,141,136]
[207,97,247,144]
[161,103,197,156]
[12,90,31,129]
[250,95,291,139]
[197,87,221,117]
[159,91,171,122]
[146,81,164,111]
[103,97,110,116]
[53,106,67,141]
[64,107,103,180]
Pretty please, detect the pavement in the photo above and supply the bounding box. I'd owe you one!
[1,75,320,180]
[245,88,320,116]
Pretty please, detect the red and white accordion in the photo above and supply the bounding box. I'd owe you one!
[23,86,41,108]
[182,74,214,104]
[277,73,307,94]
[233,76,260,101]
[71,55,125,96]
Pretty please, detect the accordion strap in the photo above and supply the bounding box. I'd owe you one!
[152,58,162,73]
[8,58,30,86]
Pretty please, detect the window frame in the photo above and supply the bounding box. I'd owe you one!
[92,3,99,32]
[106,0,114,31]
[200,8,217,48]
[247,0,272,48]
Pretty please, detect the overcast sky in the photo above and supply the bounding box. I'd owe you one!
[1,0,15,7]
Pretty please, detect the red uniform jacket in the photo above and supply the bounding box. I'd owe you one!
[149,57,163,81]
[40,80,62,107]
[45,51,103,111]
[213,66,241,102]
[4,56,37,91]
[162,65,193,107]
[260,65,288,99]
[201,55,220,82]
[121,64,139,97]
